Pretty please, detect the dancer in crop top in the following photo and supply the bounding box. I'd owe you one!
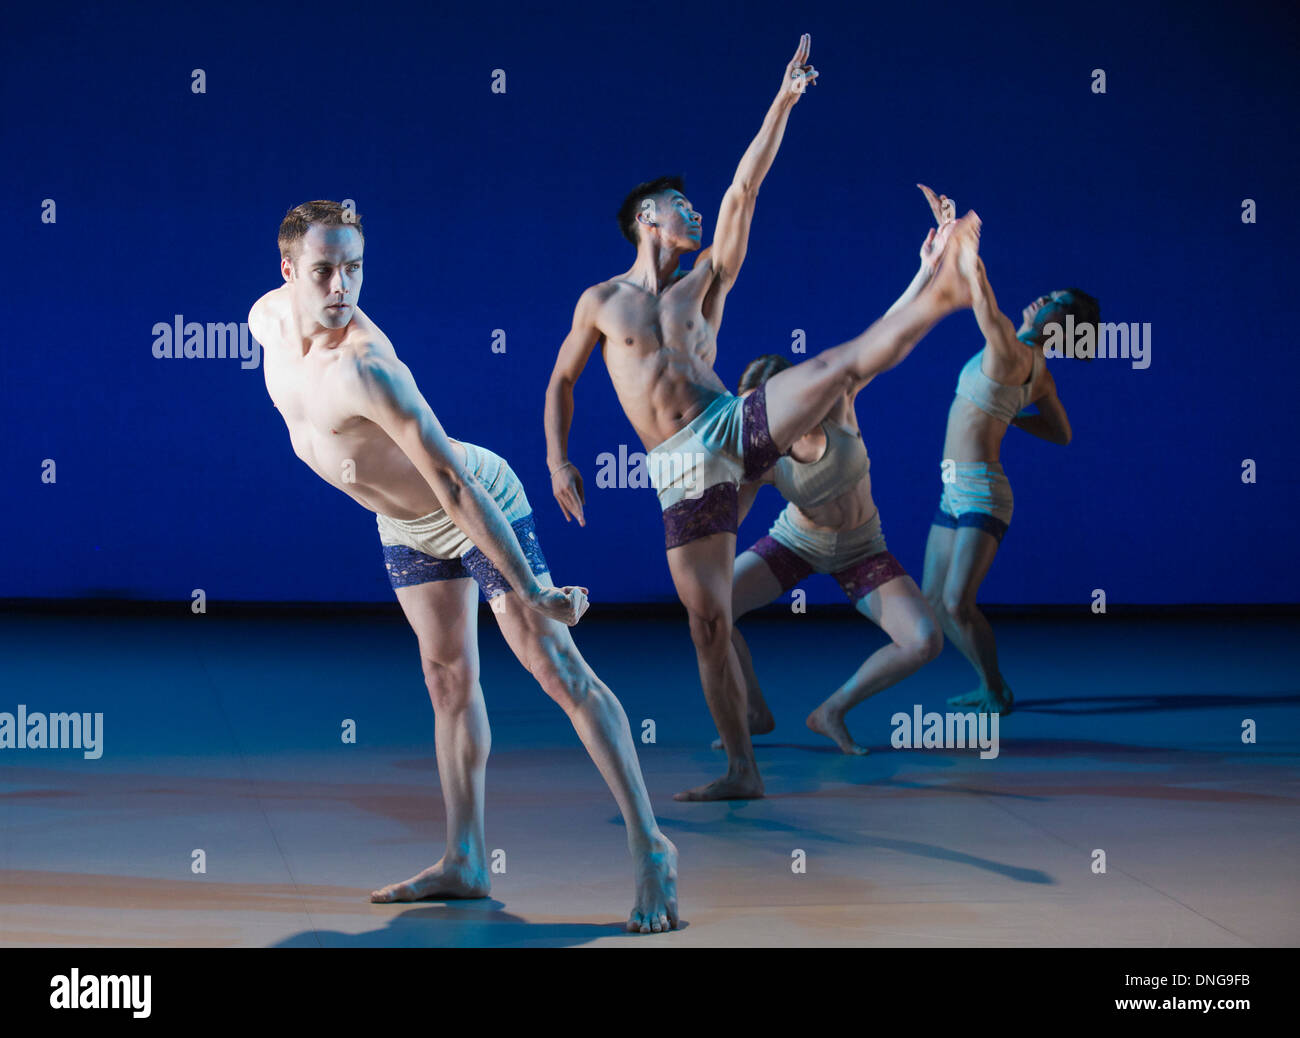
[720,353,943,755]
[919,189,1099,714]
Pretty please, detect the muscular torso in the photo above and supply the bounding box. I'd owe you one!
[589,260,731,448]
[941,342,1049,463]
[254,287,460,521]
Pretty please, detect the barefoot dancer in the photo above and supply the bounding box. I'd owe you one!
[546,34,982,798]
[917,190,1098,715]
[252,200,677,933]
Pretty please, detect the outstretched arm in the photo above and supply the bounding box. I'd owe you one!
[544,287,603,525]
[349,349,589,625]
[966,254,1029,379]
[705,35,817,298]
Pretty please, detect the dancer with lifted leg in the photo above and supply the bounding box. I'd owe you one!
[546,35,983,797]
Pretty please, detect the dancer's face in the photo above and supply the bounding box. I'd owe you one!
[1019,290,1073,342]
[645,191,702,250]
[283,224,364,330]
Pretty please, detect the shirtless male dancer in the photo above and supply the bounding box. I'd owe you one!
[251,200,677,933]
[919,190,1098,715]
[545,35,984,799]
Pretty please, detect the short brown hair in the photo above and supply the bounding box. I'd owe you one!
[278,200,365,262]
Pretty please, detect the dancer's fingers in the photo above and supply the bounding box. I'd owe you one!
[565,586,590,624]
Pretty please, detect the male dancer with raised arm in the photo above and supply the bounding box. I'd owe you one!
[545,36,983,799]
[918,189,1098,714]
[252,200,677,933]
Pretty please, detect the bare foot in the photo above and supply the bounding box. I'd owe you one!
[928,211,982,311]
[673,770,764,801]
[369,857,490,903]
[627,834,680,934]
[806,703,869,755]
[710,705,775,748]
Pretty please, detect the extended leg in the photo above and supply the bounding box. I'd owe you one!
[489,576,679,933]
[371,576,492,902]
[763,214,981,452]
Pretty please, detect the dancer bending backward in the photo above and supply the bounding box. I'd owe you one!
[253,200,676,933]
[722,344,943,756]
[545,35,983,800]
[920,192,1098,715]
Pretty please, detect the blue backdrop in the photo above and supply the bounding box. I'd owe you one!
[4,0,1297,604]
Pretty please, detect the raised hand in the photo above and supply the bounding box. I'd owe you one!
[783,33,819,100]
[916,184,959,275]
[919,219,959,276]
[926,210,983,311]
[917,183,956,226]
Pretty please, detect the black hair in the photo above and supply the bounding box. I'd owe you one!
[617,175,686,245]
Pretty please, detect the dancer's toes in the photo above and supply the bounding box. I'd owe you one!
[946,688,985,707]
[629,835,679,934]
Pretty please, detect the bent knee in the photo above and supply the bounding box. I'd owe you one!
[899,621,943,664]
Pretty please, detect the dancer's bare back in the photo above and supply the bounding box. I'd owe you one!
[252,286,457,521]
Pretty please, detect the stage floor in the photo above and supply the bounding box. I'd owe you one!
[1,607,1297,947]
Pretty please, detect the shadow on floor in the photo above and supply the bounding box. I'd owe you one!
[274,898,687,947]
